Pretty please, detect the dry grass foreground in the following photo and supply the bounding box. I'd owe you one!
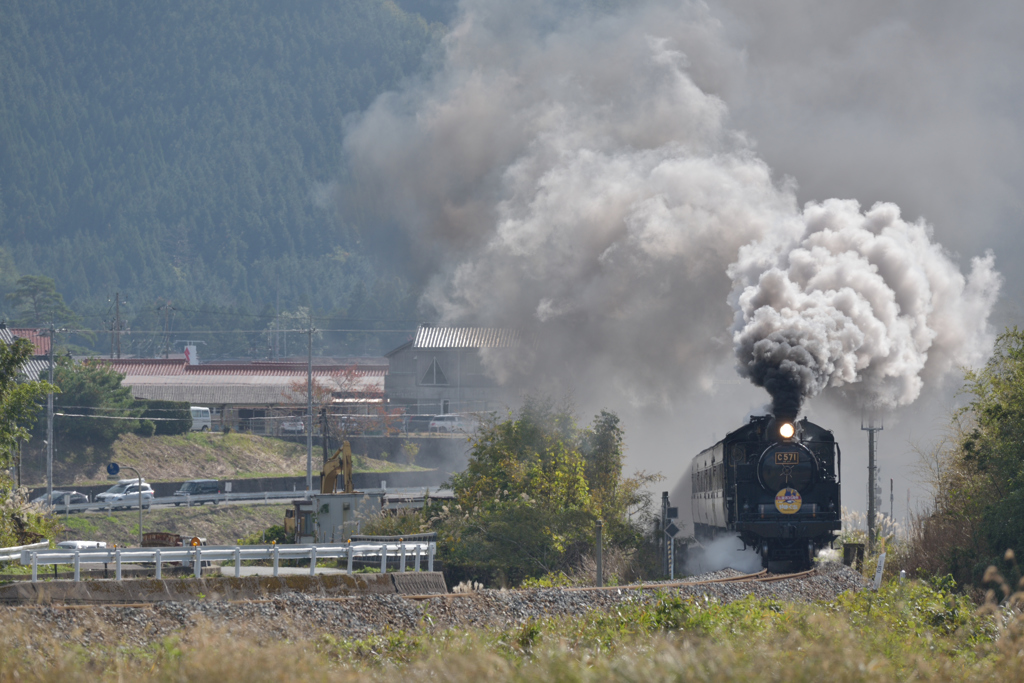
[21,432,426,488]
[57,503,289,547]
[1,579,1023,682]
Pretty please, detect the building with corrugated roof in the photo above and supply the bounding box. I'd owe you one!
[384,325,522,416]
[0,323,50,381]
[95,357,387,435]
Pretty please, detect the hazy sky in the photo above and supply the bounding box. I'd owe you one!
[710,0,1023,298]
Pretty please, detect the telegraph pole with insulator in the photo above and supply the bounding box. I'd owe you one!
[861,411,883,553]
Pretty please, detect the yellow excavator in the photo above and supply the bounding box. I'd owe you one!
[320,440,354,494]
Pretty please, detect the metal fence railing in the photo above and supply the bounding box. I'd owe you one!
[0,541,49,563]
[19,541,436,582]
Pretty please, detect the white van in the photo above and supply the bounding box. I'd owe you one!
[190,406,212,432]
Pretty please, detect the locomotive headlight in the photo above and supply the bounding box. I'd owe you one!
[779,422,795,439]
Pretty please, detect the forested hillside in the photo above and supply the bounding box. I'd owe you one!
[0,0,453,356]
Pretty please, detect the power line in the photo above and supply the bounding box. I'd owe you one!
[70,307,425,324]
[53,413,182,421]
[52,405,193,412]
[65,328,418,335]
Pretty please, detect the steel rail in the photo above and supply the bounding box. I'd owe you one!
[402,568,821,600]
[751,569,817,582]
[560,568,769,593]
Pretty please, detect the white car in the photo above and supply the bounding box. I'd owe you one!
[428,414,469,433]
[95,479,141,502]
[280,417,305,434]
[96,481,155,509]
[56,540,107,550]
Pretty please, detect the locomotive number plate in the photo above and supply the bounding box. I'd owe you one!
[775,452,800,465]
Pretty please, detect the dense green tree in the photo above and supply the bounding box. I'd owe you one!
[0,0,440,353]
[0,338,59,546]
[0,338,53,463]
[139,400,192,436]
[5,276,77,327]
[911,328,1024,587]
[0,247,17,319]
[48,358,144,443]
[422,398,659,586]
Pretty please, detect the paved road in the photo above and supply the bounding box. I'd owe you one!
[217,566,348,577]
[57,486,450,514]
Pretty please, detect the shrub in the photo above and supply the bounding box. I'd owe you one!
[135,419,156,437]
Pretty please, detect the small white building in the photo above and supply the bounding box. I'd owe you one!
[291,492,384,544]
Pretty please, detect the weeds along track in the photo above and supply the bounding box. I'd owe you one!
[0,564,867,647]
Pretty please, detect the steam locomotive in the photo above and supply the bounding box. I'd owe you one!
[691,414,841,569]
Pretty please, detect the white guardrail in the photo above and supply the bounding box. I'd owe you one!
[0,541,50,563]
[41,490,314,513]
[16,541,436,582]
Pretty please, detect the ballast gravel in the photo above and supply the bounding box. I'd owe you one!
[1,562,867,649]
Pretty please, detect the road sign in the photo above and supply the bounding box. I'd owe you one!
[106,462,120,477]
[872,553,887,590]
[665,521,680,538]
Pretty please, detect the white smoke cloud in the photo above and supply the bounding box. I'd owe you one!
[342,0,1001,410]
[730,199,1001,414]
[683,535,762,575]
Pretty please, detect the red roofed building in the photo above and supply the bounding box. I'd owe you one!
[9,328,51,357]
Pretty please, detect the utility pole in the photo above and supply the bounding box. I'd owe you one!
[306,320,315,492]
[115,292,121,358]
[46,324,55,501]
[660,491,668,577]
[321,408,331,466]
[158,303,175,358]
[861,412,883,553]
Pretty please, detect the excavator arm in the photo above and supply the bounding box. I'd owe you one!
[319,441,354,494]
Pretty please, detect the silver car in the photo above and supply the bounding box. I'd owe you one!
[98,482,155,510]
[31,490,89,508]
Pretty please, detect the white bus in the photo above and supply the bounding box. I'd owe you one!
[190,406,212,432]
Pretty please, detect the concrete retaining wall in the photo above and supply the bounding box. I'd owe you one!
[0,571,447,604]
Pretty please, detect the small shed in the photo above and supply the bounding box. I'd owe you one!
[291,492,384,544]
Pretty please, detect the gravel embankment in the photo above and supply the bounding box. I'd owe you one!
[1,563,867,649]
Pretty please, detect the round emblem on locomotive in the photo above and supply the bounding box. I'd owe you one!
[775,487,802,514]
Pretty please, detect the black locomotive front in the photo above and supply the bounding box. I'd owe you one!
[691,414,841,569]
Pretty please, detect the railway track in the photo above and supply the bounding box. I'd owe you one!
[401,568,817,600]
[16,568,818,607]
